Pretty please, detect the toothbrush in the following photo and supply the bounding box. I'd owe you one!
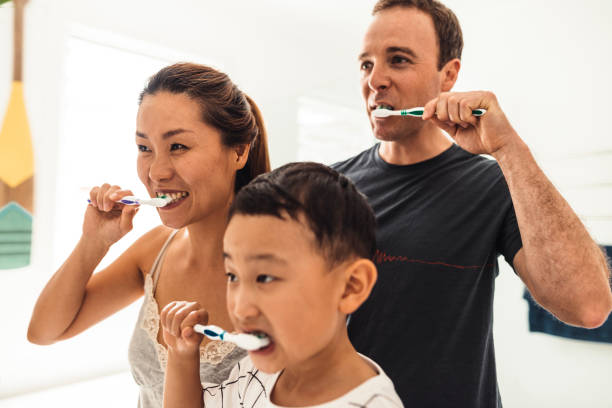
[373,107,486,118]
[87,195,172,207]
[193,324,270,351]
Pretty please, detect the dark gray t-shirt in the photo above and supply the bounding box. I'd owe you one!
[333,143,522,408]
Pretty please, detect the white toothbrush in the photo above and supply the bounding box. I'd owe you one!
[193,324,270,351]
[373,107,486,118]
[87,195,172,207]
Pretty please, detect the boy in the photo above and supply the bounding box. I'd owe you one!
[160,162,403,407]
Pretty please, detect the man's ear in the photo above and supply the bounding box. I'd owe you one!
[234,144,250,170]
[440,58,461,92]
[338,259,378,315]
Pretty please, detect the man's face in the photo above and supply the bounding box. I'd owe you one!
[359,7,444,141]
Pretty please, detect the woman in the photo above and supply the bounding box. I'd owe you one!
[27,62,270,407]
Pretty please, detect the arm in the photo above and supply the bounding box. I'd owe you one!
[27,185,160,344]
[495,143,611,328]
[424,91,612,328]
[161,301,208,408]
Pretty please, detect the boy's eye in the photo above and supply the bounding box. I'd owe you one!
[170,143,188,151]
[137,145,151,152]
[256,274,275,284]
[226,272,237,283]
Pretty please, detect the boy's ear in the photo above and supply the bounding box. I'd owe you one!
[234,144,250,170]
[338,259,378,315]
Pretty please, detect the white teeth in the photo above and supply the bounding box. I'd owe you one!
[156,192,188,203]
[377,104,394,110]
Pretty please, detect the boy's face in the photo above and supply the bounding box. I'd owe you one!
[223,214,347,373]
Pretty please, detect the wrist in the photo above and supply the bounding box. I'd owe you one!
[167,348,201,366]
[76,235,111,259]
[491,133,530,165]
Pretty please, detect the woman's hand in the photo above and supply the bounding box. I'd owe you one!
[161,301,208,358]
[84,184,140,248]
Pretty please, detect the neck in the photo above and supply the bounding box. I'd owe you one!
[272,328,376,406]
[378,122,452,165]
[180,201,231,274]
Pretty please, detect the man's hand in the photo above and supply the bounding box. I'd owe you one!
[422,91,520,156]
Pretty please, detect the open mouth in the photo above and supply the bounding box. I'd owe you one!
[245,330,274,352]
[157,191,189,205]
[375,103,395,111]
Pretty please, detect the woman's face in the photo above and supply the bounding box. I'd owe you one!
[136,91,244,228]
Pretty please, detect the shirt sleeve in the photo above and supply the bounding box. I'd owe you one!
[497,195,523,270]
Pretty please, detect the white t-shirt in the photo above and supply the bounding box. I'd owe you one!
[201,354,403,408]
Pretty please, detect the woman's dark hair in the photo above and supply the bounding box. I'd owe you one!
[139,62,270,192]
[229,162,376,266]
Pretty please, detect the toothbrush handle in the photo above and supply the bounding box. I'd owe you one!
[471,109,486,117]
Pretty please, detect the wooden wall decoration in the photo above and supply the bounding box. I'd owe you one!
[0,0,34,269]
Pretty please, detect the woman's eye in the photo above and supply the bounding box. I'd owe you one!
[256,275,275,284]
[360,61,372,71]
[170,143,188,151]
[137,145,151,153]
[226,272,237,283]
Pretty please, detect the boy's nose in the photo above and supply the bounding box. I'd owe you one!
[230,289,260,322]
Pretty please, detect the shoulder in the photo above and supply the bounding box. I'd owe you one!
[331,145,378,175]
[126,225,177,278]
[338,355,404,408]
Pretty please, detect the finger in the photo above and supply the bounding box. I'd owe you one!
[182,309,209,330]
[447,96,468,128]
[104,185,122,212]
[170,302,195,339]
[111,189,136,202]
[160,301,177,331]
[435,94,450,122]
[164,301,186,337]
[459,99,479,127]
[119,205,138,233]
[97,184,111,211]
[422,98,438,120]
[88,187,100,208]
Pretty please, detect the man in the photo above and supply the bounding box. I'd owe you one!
[332,1,612,407]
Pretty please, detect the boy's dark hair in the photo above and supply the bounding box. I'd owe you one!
[373,0,463,70]
[229,162,376,266]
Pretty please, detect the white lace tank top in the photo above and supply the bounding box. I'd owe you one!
[128,229,246,408]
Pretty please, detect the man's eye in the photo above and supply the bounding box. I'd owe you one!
[137,145,151,152]
[256,275,275,284]
[170,143,188,151]
[391,55,411,64]
[226,272,237,283]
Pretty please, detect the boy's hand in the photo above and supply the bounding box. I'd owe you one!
[160,301,208,357]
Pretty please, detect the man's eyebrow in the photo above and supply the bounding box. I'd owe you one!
[223,252,288,264]
[387,46,417,59]
[135,129,193,139]
[358,46,418,61]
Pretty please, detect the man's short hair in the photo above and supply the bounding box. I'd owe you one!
[373,0,463,70]
[229,162,376,266]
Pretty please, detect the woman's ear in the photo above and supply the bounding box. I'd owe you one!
[338,259,378,315]
[234,144,250,170]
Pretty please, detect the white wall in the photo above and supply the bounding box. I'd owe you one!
[0,0,610,406]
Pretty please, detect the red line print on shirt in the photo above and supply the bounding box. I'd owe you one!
[373,249,493,270]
